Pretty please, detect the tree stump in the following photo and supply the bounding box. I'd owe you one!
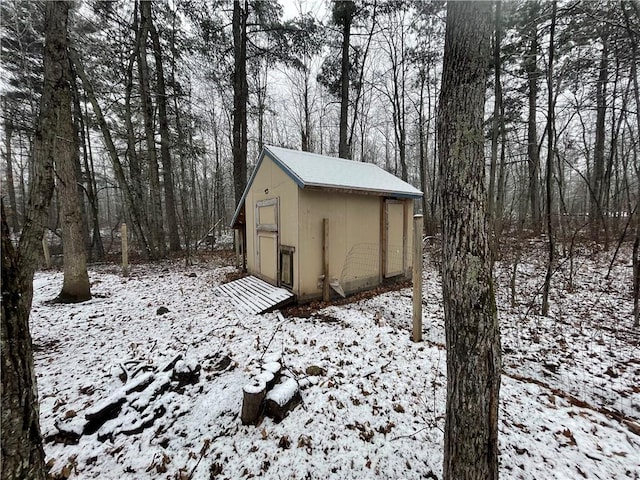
[241,380,266,425]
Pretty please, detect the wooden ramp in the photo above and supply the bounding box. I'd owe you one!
[215,275,295,315]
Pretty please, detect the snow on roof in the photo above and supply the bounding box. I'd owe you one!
[231,146,422,227]
[265,145,423,198]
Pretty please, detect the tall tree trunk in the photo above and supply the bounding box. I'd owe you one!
[78,87,105,260]
[437,2,501,479]
[144,0,181,252]
[526,3,542,231]
[302,67,312,152]
[137,0,165,258]
[592,32,609,243]
[1,3,71,478]
[541,1,558,317]
[124,1,149,252]
[69,48,152,258]
[232,0,249,207]
[2,104,19,234]
[337,1,355,159]
[56,59,91,303]
[418,67,428,229]
[489,0,503,224]
[623,0,640,327]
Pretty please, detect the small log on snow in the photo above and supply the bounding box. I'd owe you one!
[257,370,276,390]
[262,361,281,376]
[84,396,126,435]
[171,360,201,387]
[264,378,301,422]
[241,380,267,425]
[162,354,183,372]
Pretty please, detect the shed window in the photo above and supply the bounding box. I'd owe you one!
[280,246,294,288]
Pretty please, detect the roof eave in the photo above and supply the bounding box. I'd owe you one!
[303,183,423,199]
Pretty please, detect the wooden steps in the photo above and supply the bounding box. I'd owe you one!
[215,275,295,315]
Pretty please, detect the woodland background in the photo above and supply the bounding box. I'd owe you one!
[2,0,639,263]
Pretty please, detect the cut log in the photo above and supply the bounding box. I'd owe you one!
[84,397,126,435]
[172,360,201,387]
[241,380,267,425]
[257,370,276,390]
[264,378,301,422]
[262,361,281,376]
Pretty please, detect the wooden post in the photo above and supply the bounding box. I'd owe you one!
[121,223,129,277]
[412,214,423,342]
[42,236,51,269]
[322,218,330,302]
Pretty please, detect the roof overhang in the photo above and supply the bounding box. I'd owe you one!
[231,146,423,228]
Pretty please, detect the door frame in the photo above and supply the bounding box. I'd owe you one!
[255,198,280,284]
[381,198,407,279]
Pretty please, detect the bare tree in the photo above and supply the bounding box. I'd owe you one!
[232,0,249,207]
[542,1,558,317]
[143,0,181,253]
[1,2,72,478]
[437,2,501,478]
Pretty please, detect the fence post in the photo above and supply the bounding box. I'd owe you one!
[412,215,423,342]
[323,218,330,302]
[42,236,51,269]
[121,223,129,277]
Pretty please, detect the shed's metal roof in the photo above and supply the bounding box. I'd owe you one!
[231,145,422,227]
[265,145,423,198]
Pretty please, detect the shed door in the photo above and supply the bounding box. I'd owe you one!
[255,198,279,284]
[384,200,405,278]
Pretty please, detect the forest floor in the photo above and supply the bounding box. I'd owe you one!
[32,239,639,479]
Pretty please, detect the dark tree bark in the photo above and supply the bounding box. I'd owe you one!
[437,2,501,479]
[1,2,72,478]
[591,28,609,241]
[541,1,558,317]
[56,94,91,302]
[73,76,105,261]
[2,100,19,234]
[526,1,542,231]
[56,33,91,302]
[69,48,152,259]
[489,0,503,224]
[623,0,640,327]
[1,203,47,480]
[137,0,165,258]
[144,0,181,253]
[335,0,356,159]
[232,0,249,208]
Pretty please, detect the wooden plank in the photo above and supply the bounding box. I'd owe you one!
[322,218,330,302]
[412,214,423,342]
[242,277,291,302]
[216,280,266,314]
[215,275,294,315]
[236,280,279,307]
[230,282,272,311]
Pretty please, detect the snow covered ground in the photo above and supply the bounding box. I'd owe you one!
[31,241,639,479]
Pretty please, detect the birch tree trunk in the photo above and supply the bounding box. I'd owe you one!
[437,2,501,478]
[1,2,71,478]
